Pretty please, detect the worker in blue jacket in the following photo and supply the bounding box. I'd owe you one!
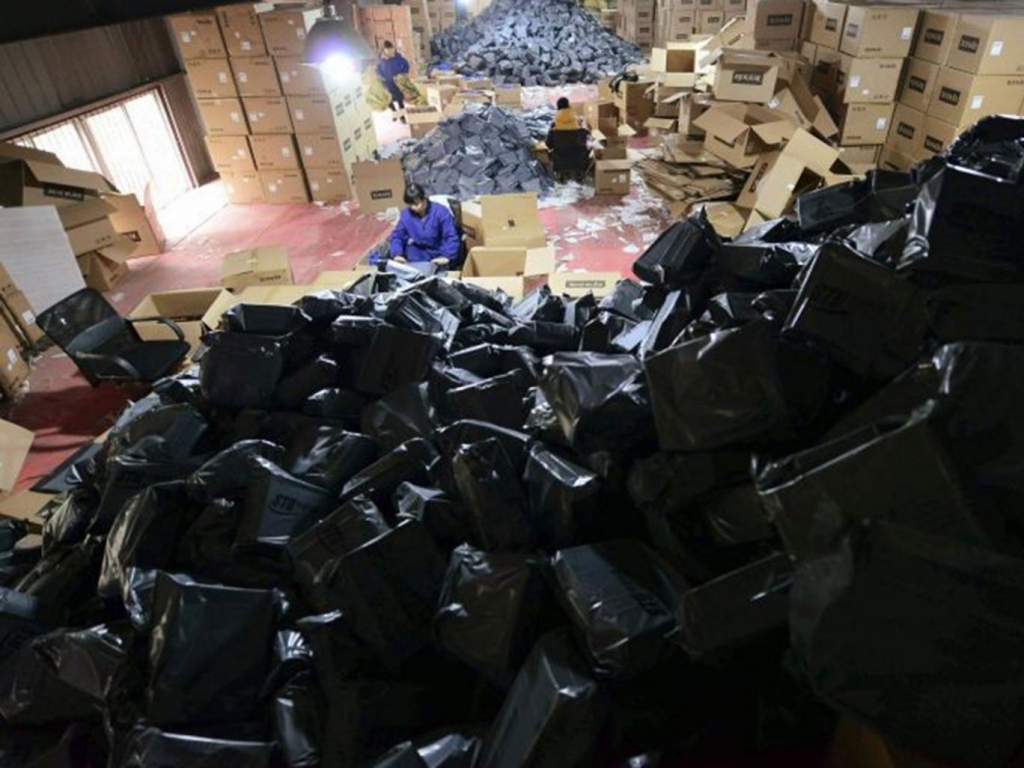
[386,184,461,266]
[376,41,410,121]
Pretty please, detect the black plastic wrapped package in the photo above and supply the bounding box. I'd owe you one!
[362,383,436,452]
[552,540,685,680]
[447,371,530,431]
[285,427,379,493]
[200,332,285,410]
[925,283,1024,343]
[237,457,334,545]
[355,326,443,396]
[417,733,482,768]
[117,726,273,767]
[632,211,721,286]
[394,483,469,552]
[276,355,341,410]
[522,443,600,549]
[187,440,286,502]
[222,303,310,335]
[339,438,439,512]
[451,439,534,551]
[273,669,325,768]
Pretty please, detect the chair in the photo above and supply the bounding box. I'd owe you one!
[37,288,190,387]
[546,129,593,182]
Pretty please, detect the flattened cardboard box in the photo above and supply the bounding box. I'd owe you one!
[243,97,294,135]
[222,246,293,291]
[548,271,621,298]
[217,5,266,57]
[231,57,282,98]
[222,171,265,204]
[0,160,112,208]
[693,102,796,169]
[130,288,224,353]
[946,14,1024,76]
[926,70,1024,129]
[168,13,226,59]
[840,5,918,59]
[197,98,249,136]
[249,134,300,171]
[103,193,162,258]
[206,136,256,173]
[185,58,236,99]
[352,160,404,215]
[899,57,939,113]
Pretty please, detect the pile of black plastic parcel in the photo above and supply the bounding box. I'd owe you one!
[431,0,642,86]
[3,116,1024,768]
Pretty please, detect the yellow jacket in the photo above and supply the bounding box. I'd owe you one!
[552,107,580,131]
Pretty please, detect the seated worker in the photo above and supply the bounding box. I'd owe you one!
[545,97,591,182]
[387,184,461,266]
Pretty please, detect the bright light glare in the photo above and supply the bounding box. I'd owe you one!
[320,54,358,85]
[457,0,471,7]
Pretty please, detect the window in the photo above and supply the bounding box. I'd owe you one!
[14,89,194,210]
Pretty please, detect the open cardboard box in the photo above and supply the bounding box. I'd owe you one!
[201,284,327,330]
[221,246,293,291]
[406,105,442,139]
[103,193,164,257]
[352,159,405,215]
[130,288,226,353]
[77,239,135,292]
[713,49,781,102]
[312,268,374,288]
[767,75,839,139]
[592,124,636,161]
[736,127,839,218]
[459,193,547,250]
[58,198,120,256]
[0,158,114,208]
[461,245,554,297]
[694,102,796,168]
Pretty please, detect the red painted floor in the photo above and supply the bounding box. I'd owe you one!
[6,100,673,492]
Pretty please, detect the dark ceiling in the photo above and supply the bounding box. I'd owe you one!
[2,1,256,46]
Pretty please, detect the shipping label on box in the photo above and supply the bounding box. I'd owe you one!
[548,272,622,298]
[243,97,294,135]
[221,246,293,291]
[206,135,256,173]
[185,58,236,98]
[169,13,226,59]
[352,159,405,215]
[217,5,266,57]
[197,98,249,136]
[594,160,632,194]
[837,56,903,103]
[840,5,918,59]
[230,57,282,98]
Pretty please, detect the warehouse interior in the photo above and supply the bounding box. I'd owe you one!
[0,0,1022,765]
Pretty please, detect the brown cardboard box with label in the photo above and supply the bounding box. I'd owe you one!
[714,51,780,102]
[248,135,300,171]
[58,199,119,256]
[258,10,313,57]
[296,134,344,171]
[698,10,725,34]
[185,58,236,98]
[352,160,405,215]
[594,160,632,194]
[750,0,803,41]
[197,98,249,136]
[927,69,1024,128]
[306,170,353,203]
[492,86,522,107]
[130,288,224,353]
[879,144,915,171]
[547,272,622,298]
[222,171,266,204]
[946,14,1024,76]
[260,171,309,204]
[222,246,293,291]
[811,45,842,101]
[899,57,939,112]
[737,128,838,217]
[838,144,880,173]
[286,95,335,134]
[0,321,29,397]
[810,0,847,49]
[169,13,226,59]
[275,57,326,97]
[837,55,903,103]
[473,194,547,248]
[913,10,959,66]
[77,240,134,293]
[651,45,700,74]
[230,57,282,98]
[0,264,44,347]
[888,102,925,159]
[0,159,111,208]
[217,5,266,57]
[836,102,894,146]
[406,106,442,139]
[103,193,162,258]
[841,5,918,59]
[243,97,293,135]
[205,136,256,172]
[462,246,554,296]
[919,113,957,157]
[693,102,795,168]
[586,101,619,134]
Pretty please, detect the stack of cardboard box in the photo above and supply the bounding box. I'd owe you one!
[618,0,656,48]
[748,0,804,51]
[884,9,1024,171]
[175,5,376,205]
[406,0,434,64]
[355,6,422,76]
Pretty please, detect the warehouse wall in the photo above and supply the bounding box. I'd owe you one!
[0,17,214,182]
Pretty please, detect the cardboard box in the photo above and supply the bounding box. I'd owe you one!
[913,10,959,66]
[836,102,894,146]
[230,57,282,97]
[899,57,939,112]
[0,142,61,166]
[693,102,795,168]
[222,171,266,204]
[0,320,29,396]
[651,45,700,74]
[406,105,442,139]
[697,0,723,10]
[927,69,1024,129]
[837,55,903,103]
[221,246,293,291]
[275,57,326,97]
[258,9,313,57]
[888,102,925,159]
[767,77,839,139]
[586,101,619,134]
[714,51,780,103]
[946,13,1024,76]
[919,113,957,157]
[103,193,162,258]
[216,5,266,57]
[77,241,133,293]
[426,84,459,111]
[594,160,632,195]
[0,160,112,208]
[547,272,622,298]
[196,97,249,136]
[201,284,327,329]
[352,160,405,215]
[812,45,842,100]
[260,171,309,204]
[838,143,880,172]
[750,0,803,41]
[809,0,847,50]
[0,419,32,490]
[185,58,236,98]
[461,246,555,296]
[248,134,300,171]
[736,128,837,217]
[492,85,523,107]
[879,144,915,172]
[306,169,353,203]
[286,95,337,134]
[58,199,119,256]
[472,194,547,248]
[0,264,43,347]
[243,97,293,135]
[205,135,256,172]
[130,288,224,353]
[168,13,226,59]
[698,10,725,34]
[312,269,374,289]
[592,126,633,160]
[296,134,344,171]
[840,5,918,59]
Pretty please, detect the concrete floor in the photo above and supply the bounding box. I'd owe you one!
[8,94,674,491]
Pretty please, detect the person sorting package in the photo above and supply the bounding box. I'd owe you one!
[385,184,461,266]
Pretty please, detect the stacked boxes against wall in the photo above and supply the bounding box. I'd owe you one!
[618,0,656,48]
[406,0,434,64]
[175,5,376,205]
[355,5,422,76]
[883,9,1024,171]
[655,0,748,44]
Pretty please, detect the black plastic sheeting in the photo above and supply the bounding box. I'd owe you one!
[7,116,1024,768]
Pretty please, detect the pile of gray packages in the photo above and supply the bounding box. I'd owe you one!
[403,104,555,198]
[431,0,642,85]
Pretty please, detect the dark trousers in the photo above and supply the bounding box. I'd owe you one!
[387,84,405,110]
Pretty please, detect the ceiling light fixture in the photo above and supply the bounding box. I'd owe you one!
[302,0,373,83]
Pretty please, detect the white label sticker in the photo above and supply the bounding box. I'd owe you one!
[297,29,306,39]
[876,117,888,130]
[849,75,861,87]
[241,41,252,50]
[231,112,241,123]
[235,149,245,158]
[971,95,984,110]
[7,349,17,366]
[269,183,278,192]
[304,147,314,156]
[22,311,33,324]
[281,73,291,83]
[311,181,321,191]
[991,40,1004,56]
[239,73,249,83]
[282,148,292,157]
[249,112,258,122]
[180,32,192,43]
[900,26,912,40]
[296,109,305,120]
[768,97,781,109]
[218,73,229,83]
